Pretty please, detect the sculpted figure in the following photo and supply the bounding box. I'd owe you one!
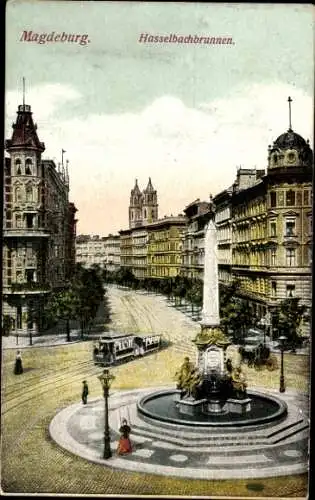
[175,356,195,392]
[231,366,247,398]
[186,367,202,399]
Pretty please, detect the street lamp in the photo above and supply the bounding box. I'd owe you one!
[98,368,115,459]
[279,335,287,393]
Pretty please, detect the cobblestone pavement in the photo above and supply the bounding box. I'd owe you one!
[50,386,309,480]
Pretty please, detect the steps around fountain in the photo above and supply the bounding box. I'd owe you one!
[109,399,309,450]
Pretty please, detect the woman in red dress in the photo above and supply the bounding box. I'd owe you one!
[117,419,132,455]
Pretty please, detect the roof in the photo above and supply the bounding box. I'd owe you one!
[5,104,45,152]
[99,332,135,340]
[273,129,308,150]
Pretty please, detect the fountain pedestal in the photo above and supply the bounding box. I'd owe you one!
[204,399,227,414]
[177,398,208,416]
[227,398,252,415]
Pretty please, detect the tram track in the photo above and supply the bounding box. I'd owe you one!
[2,363,103,415]
[4,360,93,395]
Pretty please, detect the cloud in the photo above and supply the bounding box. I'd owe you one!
[5,83,82,127]
[5,82,313,235]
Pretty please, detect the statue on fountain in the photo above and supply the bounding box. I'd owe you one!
[175,357,202,399]
[231,365,247,399]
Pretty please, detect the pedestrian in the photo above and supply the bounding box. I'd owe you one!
[14,350,23,375]
[82,380,89,404]
[226,358,233,375]
[117,418,132,455]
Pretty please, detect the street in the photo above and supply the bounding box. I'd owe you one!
[1,285,309,496]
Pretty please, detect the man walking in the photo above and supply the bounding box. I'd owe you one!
[82,380,89,405]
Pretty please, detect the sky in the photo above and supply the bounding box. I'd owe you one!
[5,1,314,235]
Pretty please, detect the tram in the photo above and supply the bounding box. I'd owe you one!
[93,331,163,366]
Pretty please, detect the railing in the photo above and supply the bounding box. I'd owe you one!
[3,228,50,237]
[11,282,51,292]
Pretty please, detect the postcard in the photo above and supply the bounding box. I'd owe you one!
[2,1,313,499]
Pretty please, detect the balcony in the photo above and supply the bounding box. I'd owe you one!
[10,281,51,293]
[3,227,50,238]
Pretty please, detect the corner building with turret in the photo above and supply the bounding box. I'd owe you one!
[2,103,78,336]
[230,125,313,336]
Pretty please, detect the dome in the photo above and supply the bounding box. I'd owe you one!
[274,129,308,150]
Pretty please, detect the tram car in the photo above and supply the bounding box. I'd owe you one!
[93,332,163,366]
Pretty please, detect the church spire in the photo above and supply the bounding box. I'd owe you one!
[131,178,141,194]
[144,177,154,192]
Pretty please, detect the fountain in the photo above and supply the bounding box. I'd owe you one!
[137,203,288,427]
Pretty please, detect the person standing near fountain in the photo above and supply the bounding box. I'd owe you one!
[117,418,132,455]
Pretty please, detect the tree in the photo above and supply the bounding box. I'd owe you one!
[173,276,189,306]
[72,265,105,338]
[45,289,79,342]
[113,267,136,288]
[186,279,203,314]
[272,298,308,351]
[220,293,258,344]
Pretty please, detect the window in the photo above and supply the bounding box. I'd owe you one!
[271,248,277,266]
[285,219,295,236]
[26,185,33,202]
[15,187,22,202]
[25,213,35,229]
[304,190,309,205]
[286,248,296,266]
[308,246,312,265]
[15,214,22,228]
[15,159,22,175]
[270,221,277,237]
[286,190,295,206]
[270,192,277,208]
[25,158,32,175]
[286,284,295,298]
[271,281,277,297]
[26,269,35,283]
[308,217,312,235]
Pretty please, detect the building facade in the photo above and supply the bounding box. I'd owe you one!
[103,234,121,273]
[131,227,148,279]
[75,234,121,272]
[147,216,186,279]
[181,199,211,280]
[2,103,77,335]
[230,128,313,333]
[213,189,233,285]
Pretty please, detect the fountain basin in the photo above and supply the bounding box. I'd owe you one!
[137,389,287,428]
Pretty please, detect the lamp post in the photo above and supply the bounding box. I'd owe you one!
[279,335,287,393]
[98,368,115,459]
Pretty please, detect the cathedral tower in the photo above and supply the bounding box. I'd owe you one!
[129,179,143,228]
[128,178,159,228]
[142,177,158,225]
